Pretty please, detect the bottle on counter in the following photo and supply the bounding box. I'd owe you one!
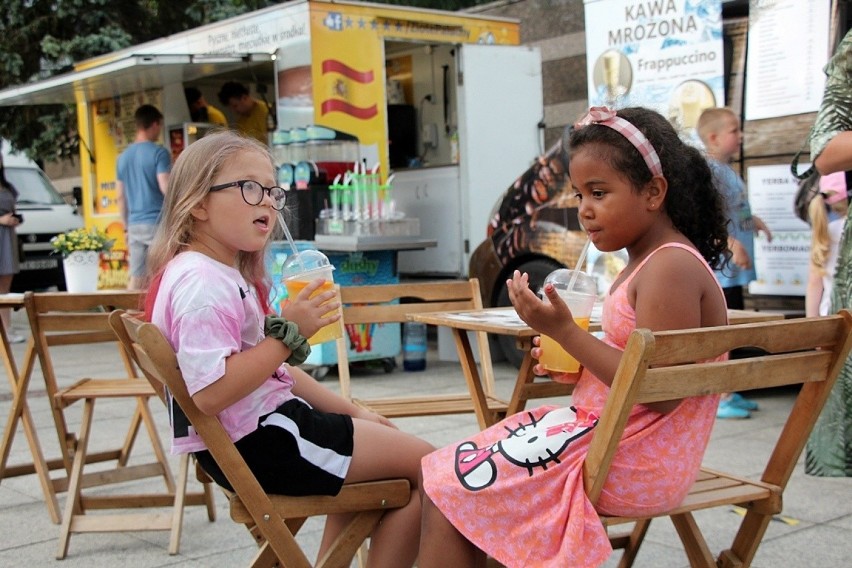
[402,321,427,371]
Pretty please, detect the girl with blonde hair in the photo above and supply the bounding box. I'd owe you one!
[806,171,849,317]
[144,131,433,567]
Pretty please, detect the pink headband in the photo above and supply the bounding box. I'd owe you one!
[576,106,663,177]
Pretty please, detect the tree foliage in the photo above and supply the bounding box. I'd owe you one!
[0,0,488,162]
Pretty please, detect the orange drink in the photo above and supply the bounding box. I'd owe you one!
[284,278,343,345]
[539,316,591,373]
[536,269,597,374]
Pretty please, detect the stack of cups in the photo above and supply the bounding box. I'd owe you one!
[281,250,344,345]
[538,269,597,374]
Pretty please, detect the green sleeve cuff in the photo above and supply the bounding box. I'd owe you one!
[264,316,311,366]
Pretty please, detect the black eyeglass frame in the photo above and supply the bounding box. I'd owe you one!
[209,179,289,210]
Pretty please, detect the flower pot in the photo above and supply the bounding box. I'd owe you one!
[62,251,100,293]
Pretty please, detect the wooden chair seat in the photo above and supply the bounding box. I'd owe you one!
[117,311,412,568]
[55,378,156,405]
[601,467,780,528]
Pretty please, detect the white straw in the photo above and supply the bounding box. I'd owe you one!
[277,211,305,272]
[567,239,591,291]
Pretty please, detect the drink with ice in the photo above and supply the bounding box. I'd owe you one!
[538,269,597,374]
[281,250,343,345]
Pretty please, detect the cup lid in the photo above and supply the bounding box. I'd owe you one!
[543,268,597,295]
[282,249,334,279]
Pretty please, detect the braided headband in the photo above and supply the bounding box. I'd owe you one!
[576,107,663,177]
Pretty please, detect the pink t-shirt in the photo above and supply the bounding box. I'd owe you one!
[152,251,294,454]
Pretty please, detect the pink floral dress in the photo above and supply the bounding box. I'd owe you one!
[421,243,725,567]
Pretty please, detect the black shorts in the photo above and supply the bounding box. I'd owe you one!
[194,398,354,496]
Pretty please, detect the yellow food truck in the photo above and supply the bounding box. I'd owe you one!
[0,0,544,288]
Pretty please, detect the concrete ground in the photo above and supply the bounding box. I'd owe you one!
[1,306,851,567]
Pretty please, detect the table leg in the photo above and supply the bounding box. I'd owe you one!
[0,333,63,523]
[505,337,574,415]
[451,328,496,429]
[506,349,537,416]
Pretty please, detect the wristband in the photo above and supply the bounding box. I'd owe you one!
[264,316,311,366]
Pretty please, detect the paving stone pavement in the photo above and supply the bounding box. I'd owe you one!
[1,307,851,567]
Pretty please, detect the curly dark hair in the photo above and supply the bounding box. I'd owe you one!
[566,107,728,269]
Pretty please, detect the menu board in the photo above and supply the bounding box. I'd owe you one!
[746,164,810,296]
[744,0,831,121]
[583,0,724,138]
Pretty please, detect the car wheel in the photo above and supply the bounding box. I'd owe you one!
[494,258,563,368]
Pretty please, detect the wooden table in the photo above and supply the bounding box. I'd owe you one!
[0,293,64,522]
[411,307,787,429]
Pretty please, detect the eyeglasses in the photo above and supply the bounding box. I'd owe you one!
[209,179,289,210]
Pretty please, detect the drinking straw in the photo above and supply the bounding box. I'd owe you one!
[277,211,305,272]
[566,239,591,292]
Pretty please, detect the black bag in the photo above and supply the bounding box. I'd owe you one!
[793,169,821,224]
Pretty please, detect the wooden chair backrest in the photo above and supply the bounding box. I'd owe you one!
[336,278,493,398]
[108,309,166,404]
[117,312,314,566]
[583,311,852,504]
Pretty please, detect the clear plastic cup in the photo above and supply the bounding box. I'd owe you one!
[281,250,343,345]
[538,269,597,373]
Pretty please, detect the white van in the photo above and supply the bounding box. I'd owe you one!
[1,142,84,291]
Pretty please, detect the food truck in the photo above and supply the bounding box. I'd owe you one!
[0,0,544,287]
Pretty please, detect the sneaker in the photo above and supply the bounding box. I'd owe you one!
[729,392,759,411]
[717,398,751,419]
[7,332,26,344]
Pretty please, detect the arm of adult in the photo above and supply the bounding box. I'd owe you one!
[156,146,171,195]
[810,30,852,175]
[815,132,852,175]
[0,212,20,226]
[805,266,825,318]
[116,180,127,226]
[157,172,169,195]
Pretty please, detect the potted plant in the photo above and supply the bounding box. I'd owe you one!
[50,228,114,292]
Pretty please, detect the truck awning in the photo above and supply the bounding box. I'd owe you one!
[0,53,273,106]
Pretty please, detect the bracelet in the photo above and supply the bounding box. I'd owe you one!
[264,316,311,366]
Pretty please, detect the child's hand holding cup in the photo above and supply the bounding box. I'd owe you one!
[281,250,344,345]
[537,269,597,374]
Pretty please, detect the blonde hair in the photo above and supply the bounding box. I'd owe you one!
[146,130,277,292]
[808,191,848,276]
[696,107,736,145]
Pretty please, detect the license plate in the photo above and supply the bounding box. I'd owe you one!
[20,258,59,270]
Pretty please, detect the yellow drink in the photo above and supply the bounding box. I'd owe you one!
[539,316,591,373]
[284,279,343,345]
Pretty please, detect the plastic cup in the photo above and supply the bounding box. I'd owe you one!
[538,269,597,374]
[281,250,343,345]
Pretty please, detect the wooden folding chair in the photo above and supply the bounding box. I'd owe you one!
[23,291,211,559]
[117,311,411,567]
[336,279,508,426]
[583,311,852,567]
[108,310,217,551]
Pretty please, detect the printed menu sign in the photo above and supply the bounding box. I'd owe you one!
[744,0,830,121]
[583,0,724,136]
[746,164,810,296]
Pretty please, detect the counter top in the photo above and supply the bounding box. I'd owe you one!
[314,234,437,252]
